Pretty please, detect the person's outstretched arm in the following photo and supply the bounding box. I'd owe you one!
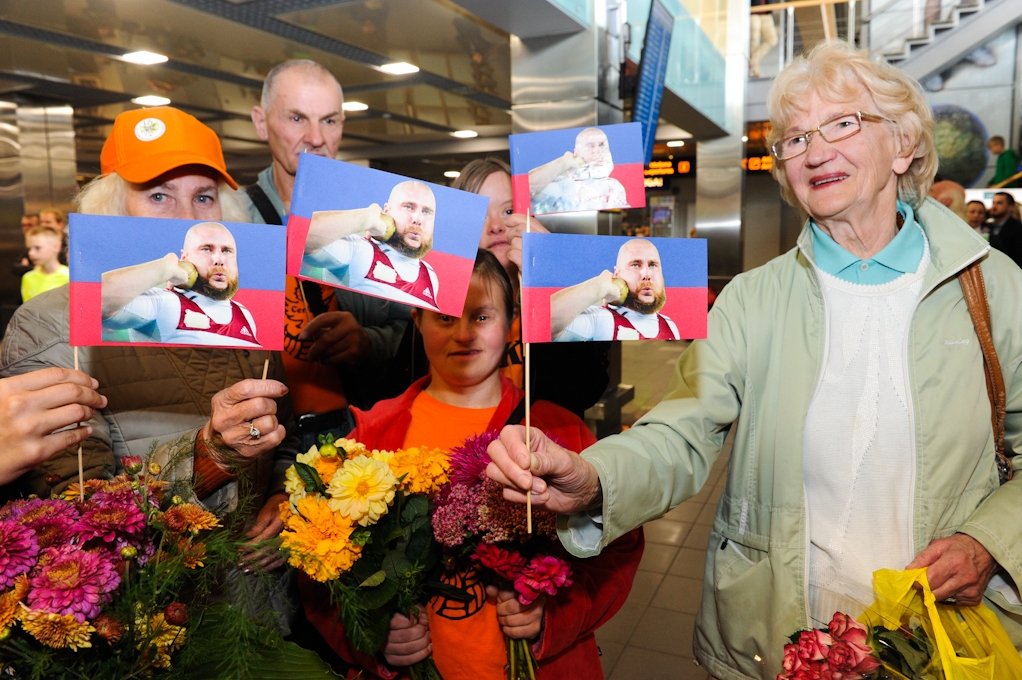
[549,271,626,339]
[304,204,394,252]
[101,253,194,318]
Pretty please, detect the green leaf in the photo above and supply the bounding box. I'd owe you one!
[201,639,340,678]
[383,551,412,580]
[293,462,326,494]
[359,570,386,588]
[402,495,429,522]
[357,577,399,610]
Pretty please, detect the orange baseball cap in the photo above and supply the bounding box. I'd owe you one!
[100,107,238,189]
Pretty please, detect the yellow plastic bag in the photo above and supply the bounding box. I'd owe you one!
[860,568,1022,680]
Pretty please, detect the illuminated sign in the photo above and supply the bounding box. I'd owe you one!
[644,176,665,188]
[741,155,774,172]
[644,160,693,179]
[644,160,675,176]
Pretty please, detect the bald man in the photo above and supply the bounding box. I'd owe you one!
[529,127,629,214]
[302,180,440,310]
[551,238,680,341]
[929,179,967,220]
[101,221,259,346]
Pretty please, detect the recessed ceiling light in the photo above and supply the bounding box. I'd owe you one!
[121,51,168,65]
[443,171,461,179]
[342,101,369,112]
[666,140,686,147]
[378,62,419,75]
[741,135,749,142]
[450,130,478,139]
[131,95,171,106]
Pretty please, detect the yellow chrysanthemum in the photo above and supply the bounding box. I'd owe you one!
[0,576,28,631]
[19,604,94,650]
[284,465,310,503]
[327,456,396,526]
[334,438,370,459]
[136,612,186,669]
[389,446,451,494]
[280,496,362,582]
[163,504,220,534]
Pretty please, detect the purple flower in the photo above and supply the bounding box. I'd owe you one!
[3,498,79,549]
[28,545,121,622]
[449,431,500,486]
[0,519,39,589]
[75,491,146,546]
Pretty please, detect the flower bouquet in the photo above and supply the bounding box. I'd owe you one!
[0,456,225,676]
[432,431,574,680]
[279,435,456,680]
[778,610,933,680]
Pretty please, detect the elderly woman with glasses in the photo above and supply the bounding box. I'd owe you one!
[486,40,1022,679]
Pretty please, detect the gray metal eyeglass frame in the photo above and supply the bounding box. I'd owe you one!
[771,112,892,161]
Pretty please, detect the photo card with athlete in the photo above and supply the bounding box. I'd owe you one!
[287,154,487,316]
[69,213,285,350]
[520,232,708,343]
[509,122,646,216]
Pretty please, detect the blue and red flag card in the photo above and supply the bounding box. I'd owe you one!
[521,233,707,343]
[509,122,646,216]
[69,214,285,351]
[286,154,486,317]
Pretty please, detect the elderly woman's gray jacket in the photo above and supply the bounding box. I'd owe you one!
[560,198,1022,680]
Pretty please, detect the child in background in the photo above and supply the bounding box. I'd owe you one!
[988,135,1022,188]
[21,226,69,302]
[301,249,643,679]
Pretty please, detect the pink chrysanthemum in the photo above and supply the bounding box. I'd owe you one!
[0,519,39,589]
[28,545,121,622]
[449,431,500,486]
[513,555,573,606]
[75,491,146,546]
[3,499,79,549]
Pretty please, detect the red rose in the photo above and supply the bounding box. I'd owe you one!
[796,629,831,662]
[780,643,804,675]
[828,612,869,646]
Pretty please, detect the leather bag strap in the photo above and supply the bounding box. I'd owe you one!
[959,261,1011,483]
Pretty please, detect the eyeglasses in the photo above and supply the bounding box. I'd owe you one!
[771,111,893,160]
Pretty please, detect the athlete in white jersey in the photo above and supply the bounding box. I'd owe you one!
[552,238,679,342]
[302,180,440,310]
[102,221,260,347]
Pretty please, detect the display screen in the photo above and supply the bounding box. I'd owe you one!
[632,0,674,164]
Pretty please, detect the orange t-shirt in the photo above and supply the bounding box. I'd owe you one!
[404,391,506,680]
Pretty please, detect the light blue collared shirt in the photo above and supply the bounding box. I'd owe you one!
[810,201,925,284]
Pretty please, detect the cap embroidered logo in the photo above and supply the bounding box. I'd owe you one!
[134,118,167,142]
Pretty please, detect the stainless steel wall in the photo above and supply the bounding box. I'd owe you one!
[694,0,747,289]
[0,100,78,321]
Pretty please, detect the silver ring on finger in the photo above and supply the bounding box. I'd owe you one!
[249,422,261,439]
[941,595,958,606]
